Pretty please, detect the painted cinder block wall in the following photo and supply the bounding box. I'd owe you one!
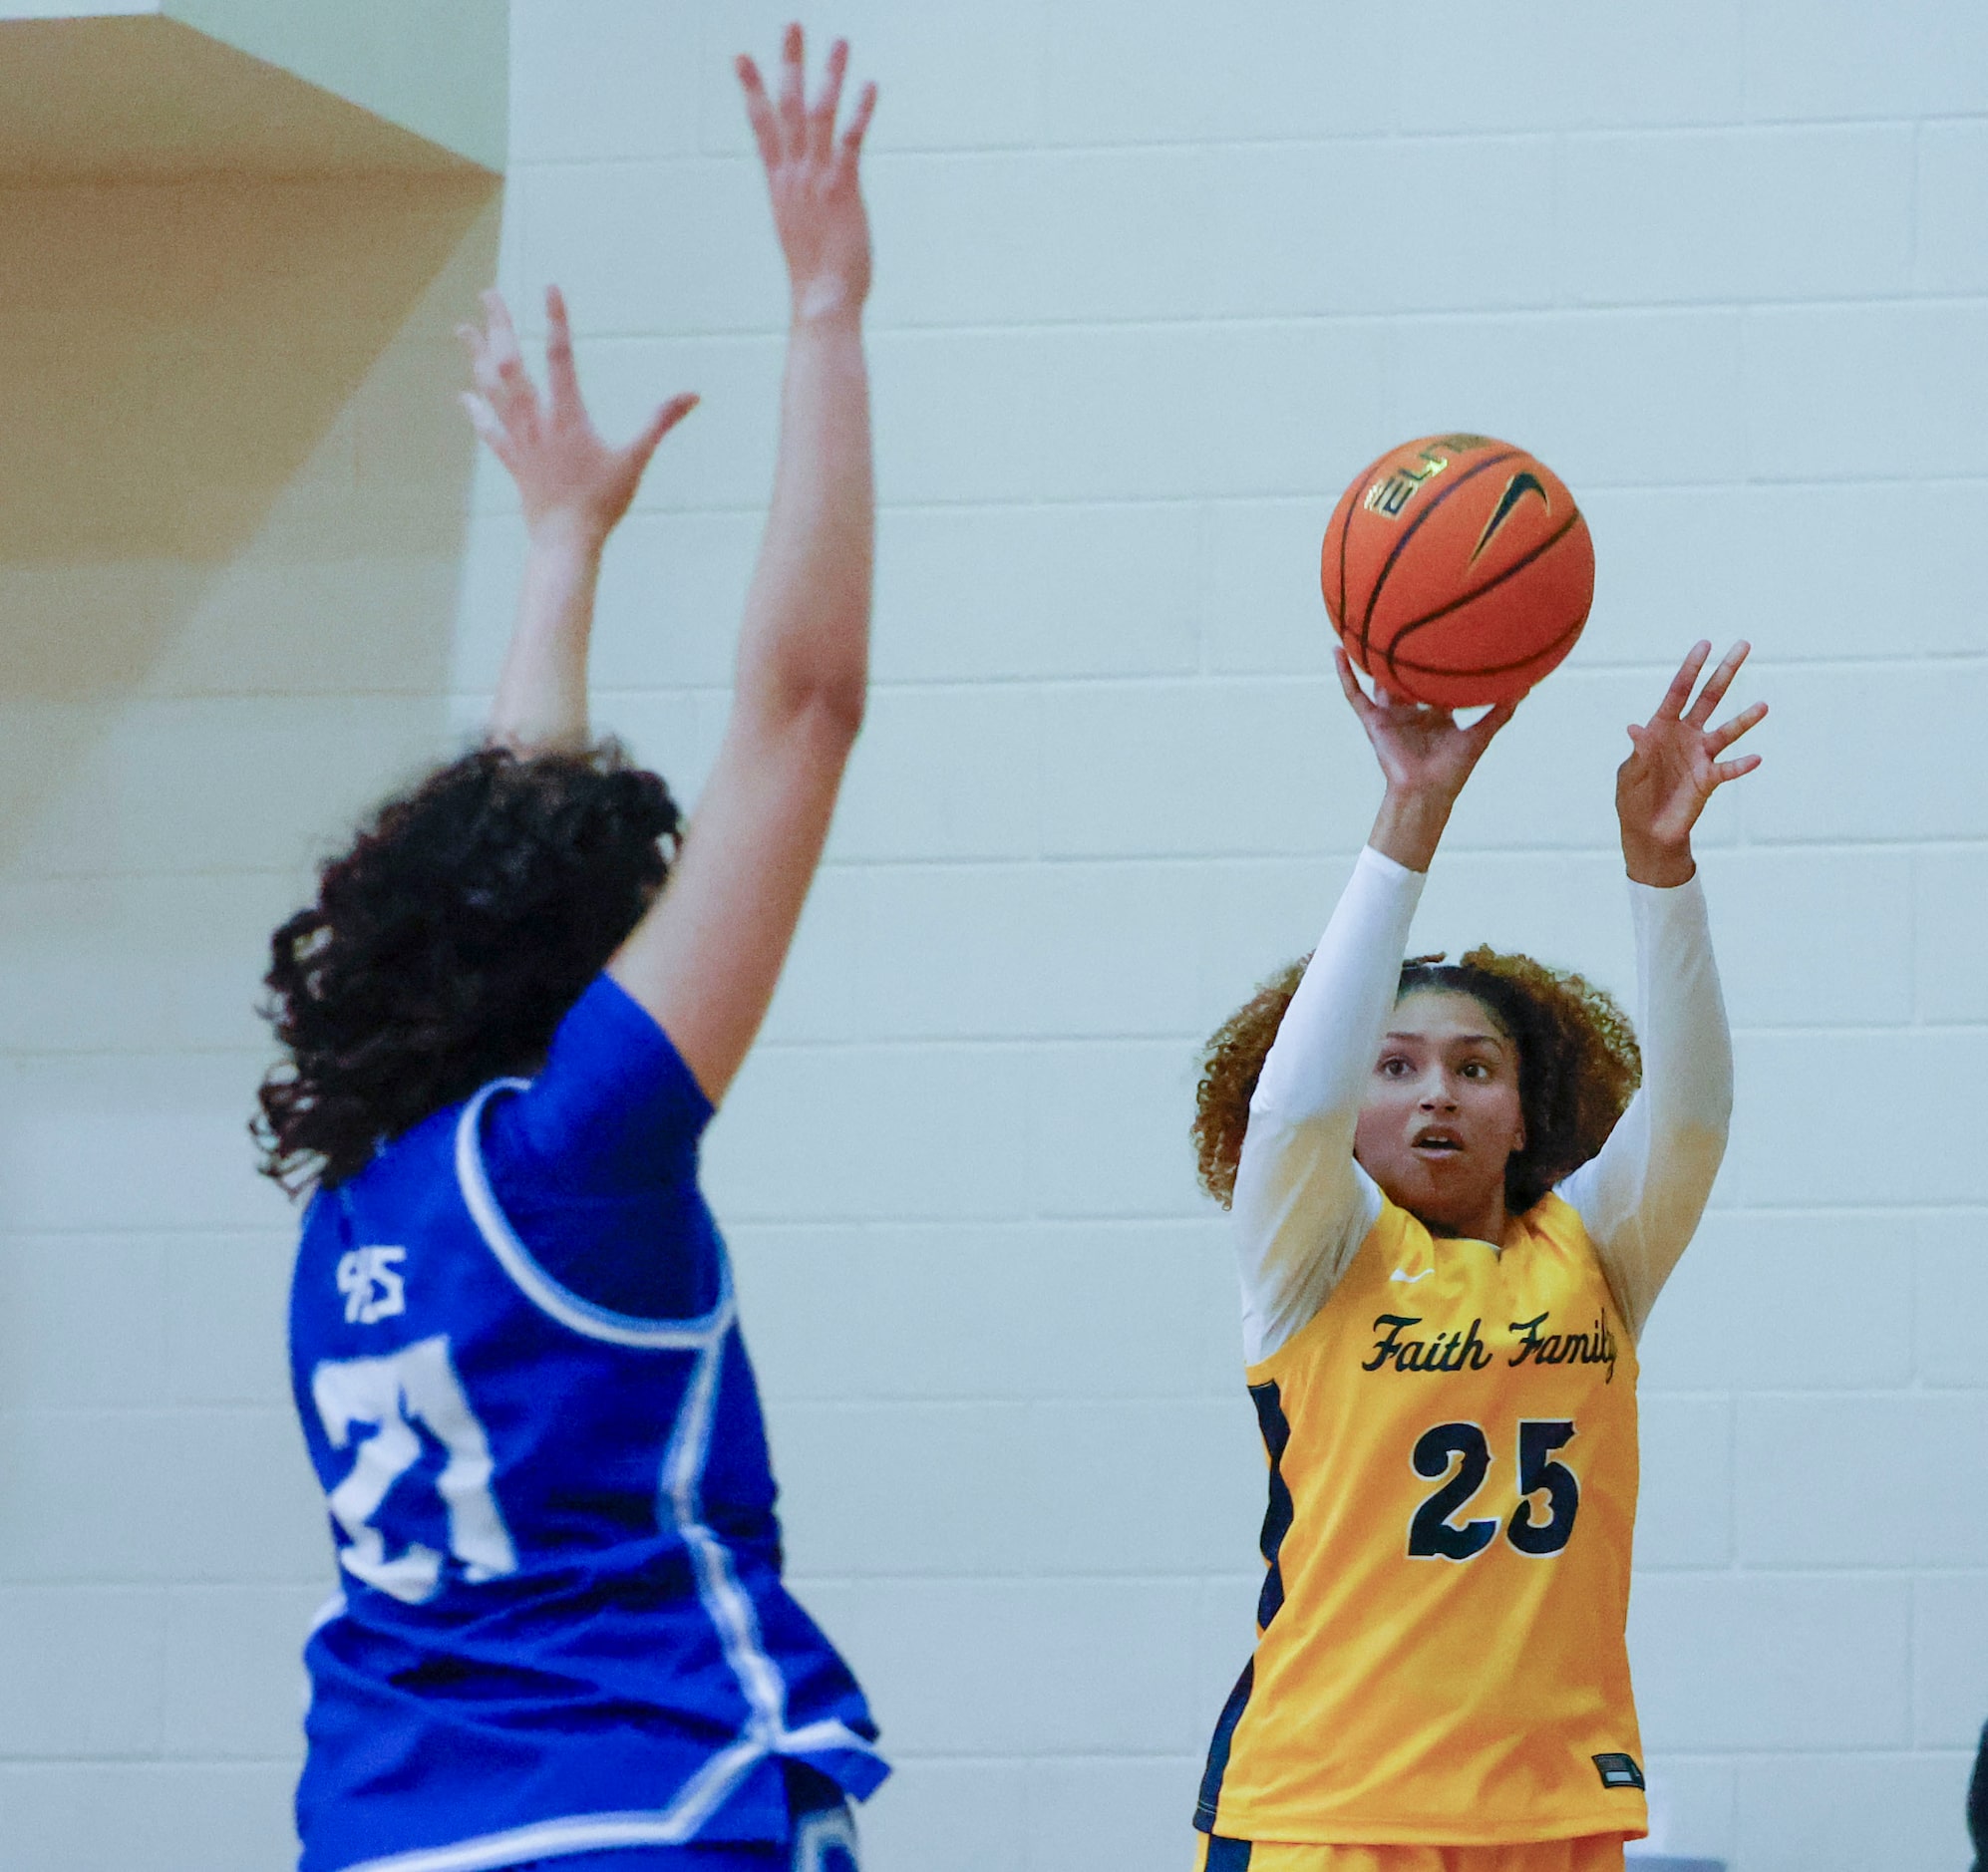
[5,3,1988,1868]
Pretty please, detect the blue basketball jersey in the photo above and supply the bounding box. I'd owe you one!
[287,979,885,1872]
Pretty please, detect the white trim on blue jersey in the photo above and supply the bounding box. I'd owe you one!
[421,1083,883,1870]
[455,1081,734,1350]
[794,1802,860,1871]
[336,1777,765,1872]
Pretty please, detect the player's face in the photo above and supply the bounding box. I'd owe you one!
[1353,990,1526,1242]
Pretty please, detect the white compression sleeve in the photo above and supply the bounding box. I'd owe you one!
[1232,845,1424,1366]
[1557,873,1733,1342]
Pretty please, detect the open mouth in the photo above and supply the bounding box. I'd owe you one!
[1411,1128,1465,1157]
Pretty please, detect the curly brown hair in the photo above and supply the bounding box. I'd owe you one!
[1192,946,1641,1215]
[255,741,681,1194]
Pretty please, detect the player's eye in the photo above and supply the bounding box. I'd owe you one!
[1461,1061,1491,1080]
[1379,1056,1411,1077]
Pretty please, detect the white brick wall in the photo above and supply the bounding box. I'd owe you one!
[3,4,1984,1869]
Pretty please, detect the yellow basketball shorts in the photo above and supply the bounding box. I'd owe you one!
[1192,1836,1626,1872]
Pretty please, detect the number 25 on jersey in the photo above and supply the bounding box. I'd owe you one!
[1408,1418,1579,1561]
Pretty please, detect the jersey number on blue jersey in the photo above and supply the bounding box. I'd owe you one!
[311,1336,519,1604]
[1407,1418,1580,1561]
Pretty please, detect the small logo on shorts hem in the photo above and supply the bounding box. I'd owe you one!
[1592,1751,1645,1790]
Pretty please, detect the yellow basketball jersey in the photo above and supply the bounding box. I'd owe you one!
[1197,1193,1649,1847]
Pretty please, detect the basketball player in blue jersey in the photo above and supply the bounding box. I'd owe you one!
[256,29,880,1872]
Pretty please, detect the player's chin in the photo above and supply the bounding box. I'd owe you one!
[1391,1151,1491,1213]
[1381,1156,1448,1209]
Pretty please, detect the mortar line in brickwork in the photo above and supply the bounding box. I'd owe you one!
[555,289,1988,345]
[0,1226,288,1239]
[1704,832,1988,850]
[771,1395,1243,1410]
[1625,1745,1976,1765]
[0,1753,302,1767]
[514,114,1988,170]
[764,1399,1243,1411]
[619,476,1988,516]
[1699,1200,1981,1215]
[793,837,1976,867]
[0,1404,295,1419]
[1721,1386,1975,1402]
[0,1045,288,1063]
[1726,1020,1988,1035]
[730,1220,1212,1237]
[597,659,1988,702]
[775,1571,1259,1585]
[1696,1558,1970,1576]
[748,1030,1202,1050]
[514,131,1578,173]
[596,470,1988,521]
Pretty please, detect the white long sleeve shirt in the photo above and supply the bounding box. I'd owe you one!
[1232,845,1733,1365]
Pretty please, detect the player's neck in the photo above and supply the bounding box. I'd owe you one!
[1416,1192,1513,1251]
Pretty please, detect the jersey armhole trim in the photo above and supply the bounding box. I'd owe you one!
[455,1080,734,1350]
[1241,1169,1386,1372]
[1244,1195,1397,1383]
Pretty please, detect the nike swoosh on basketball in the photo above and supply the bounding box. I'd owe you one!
[1390,1269,1434,1284]
[1469,469,1550,564]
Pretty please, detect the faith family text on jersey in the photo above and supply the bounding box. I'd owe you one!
[1361,1309,1620,1384]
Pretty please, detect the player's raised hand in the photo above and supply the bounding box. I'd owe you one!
[737,26,876,325]
[1339,648,1519,871]
[1616,639,1768,886]
[460,286,697,549]
[1337,647,1518,802]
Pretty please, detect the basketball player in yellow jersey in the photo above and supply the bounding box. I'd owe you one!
[1187,640,1767,1872]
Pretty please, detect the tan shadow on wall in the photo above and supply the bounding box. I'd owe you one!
[0,169,500,867]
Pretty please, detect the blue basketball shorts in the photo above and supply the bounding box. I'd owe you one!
[502,1781,859,1872]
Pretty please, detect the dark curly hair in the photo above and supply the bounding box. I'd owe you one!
[1192,945,1641,1215]
[255,741,681,1193]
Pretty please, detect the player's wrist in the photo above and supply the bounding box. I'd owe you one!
[789,284,865,334]
[1621,833,1695,888]
[1371,785,1456,872]
[524,507,612,559]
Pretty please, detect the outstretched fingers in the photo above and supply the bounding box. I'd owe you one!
[542,286,582,422]
[1684,638,1752,727]
[459,391,516,471]
[627,393,701,472]
[1706,697,1769,756]
[1334,646,1379,722]
[1653,639,1712,723]
[736,55,783,173]
[776,22,807,156]
[1465,695,1521,752]
[809,38,847,165]
[838,79,877,166]
[466,290,536,431]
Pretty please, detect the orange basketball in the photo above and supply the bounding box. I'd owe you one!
[1321,433,1594,708]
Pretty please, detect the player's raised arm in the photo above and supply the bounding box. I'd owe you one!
[1560,639,1766,1333]
[607,26,877,1104]
[1337,648,1517,875]
[1614,636,1767,886]
[1207,660,1519,1359]
[462,286,697,753]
